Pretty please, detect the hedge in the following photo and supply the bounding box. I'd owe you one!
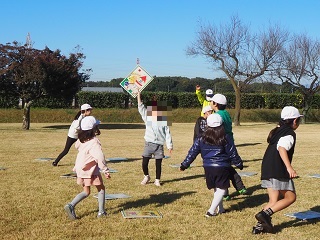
[1,91,320,109]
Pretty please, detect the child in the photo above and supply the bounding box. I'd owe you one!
[64,116,111,220]
[195,85,214,116]
[137,91,173,187]
[193,105,213,141]
[180,113,243,217]
[252,106,302,234]
[52,103,93,166]
[209,93,247,199]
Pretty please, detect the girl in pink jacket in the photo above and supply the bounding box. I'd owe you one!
[64,116,110,220]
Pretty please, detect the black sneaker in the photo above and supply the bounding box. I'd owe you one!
[252,226,264,234]
[255,211,273,233]
[52,162,58,166]
[205,211,218,217]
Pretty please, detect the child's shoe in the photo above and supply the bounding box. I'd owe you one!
[141,175,150,185]
[223,195,231,201]
[255,211,274,233]
[154,179,161,187]
[238,188,248,195]
[64,203,77,220]
[97,212,108,218]
[252,226,264,234]
[205,211,218,217]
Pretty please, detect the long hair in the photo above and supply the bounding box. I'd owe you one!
[267,117,300,143]
[78,129,96,143]
[74,111,81,120]
[202,125,227,146]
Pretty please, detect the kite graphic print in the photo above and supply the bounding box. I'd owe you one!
[120,65,154,98]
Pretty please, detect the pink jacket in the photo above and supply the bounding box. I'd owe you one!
[73,137,109,178]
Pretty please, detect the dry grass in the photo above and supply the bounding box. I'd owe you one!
[0,122,319,240]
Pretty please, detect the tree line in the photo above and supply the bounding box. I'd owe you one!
[85,77,298,94]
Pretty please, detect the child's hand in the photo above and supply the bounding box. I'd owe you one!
[104,172,111,179]
[287,166,297,178]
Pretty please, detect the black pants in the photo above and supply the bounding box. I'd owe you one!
[230,167,245,190]
[142,157,163,179]
[53,136,77,164]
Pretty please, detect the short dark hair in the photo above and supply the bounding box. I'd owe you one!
[78,128,96,143]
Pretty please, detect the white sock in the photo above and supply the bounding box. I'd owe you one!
[208,188,226,214]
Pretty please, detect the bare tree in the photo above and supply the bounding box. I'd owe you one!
[187,16,288,125]
[276,34,320,123]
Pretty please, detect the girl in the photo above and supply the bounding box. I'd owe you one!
[180,113,243,217]
[52,103,93,166]
[253,106,302,234]
[64,116,110,220]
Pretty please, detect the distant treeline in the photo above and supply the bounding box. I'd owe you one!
[84,77,298,93]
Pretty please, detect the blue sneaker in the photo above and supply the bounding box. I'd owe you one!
[64,203,77,220]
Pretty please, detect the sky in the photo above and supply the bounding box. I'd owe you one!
[2,0,320,82]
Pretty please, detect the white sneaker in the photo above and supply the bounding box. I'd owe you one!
[154,179,161,187]
[141,175,150,185]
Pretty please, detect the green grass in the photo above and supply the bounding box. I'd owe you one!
[0,122,319,239]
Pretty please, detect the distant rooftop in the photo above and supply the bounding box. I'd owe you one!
[81,87,123,92]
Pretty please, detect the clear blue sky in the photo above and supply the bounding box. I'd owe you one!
[2,0,320,82]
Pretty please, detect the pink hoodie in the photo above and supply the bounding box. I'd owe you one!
[73,137,108,178]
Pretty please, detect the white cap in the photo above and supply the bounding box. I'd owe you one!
[81,103,92,111]
[209,93,227,105]
[202,105,213,114]
[281,106,303,120]
[207,113,223,127]
[81,116,100,130]
[205,89,214,96]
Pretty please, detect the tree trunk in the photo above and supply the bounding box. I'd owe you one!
[233,87,241,126]
[22,101,32,130]
[229,78,241,126]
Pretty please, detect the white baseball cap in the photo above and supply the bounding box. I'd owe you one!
[207,113,223,127]
[81,103,92,111]
[281,106,303,120]
[202,105,213,114]
[209,93,227,105]
[81,116,100,130]
[205,89,214,97]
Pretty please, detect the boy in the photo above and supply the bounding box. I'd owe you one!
[209,93,248,199]
[137,91,173,186]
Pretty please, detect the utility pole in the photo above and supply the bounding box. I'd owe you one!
[26,32,33,48]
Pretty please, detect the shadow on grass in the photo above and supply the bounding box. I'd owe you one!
[274,205,320,233]
[242,158,263,163]
[43,123,145,130]
[162,174,205,184]
[118,191,197,209]
[107,157,142,163]
[236,143,262,147]
[228,184,267,211]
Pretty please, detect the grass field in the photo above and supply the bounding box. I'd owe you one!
[1,122,319,240]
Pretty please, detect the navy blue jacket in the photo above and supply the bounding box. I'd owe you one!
[181,135,243,170]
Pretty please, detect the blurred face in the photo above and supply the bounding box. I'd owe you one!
[84,108,92,116]
[204,110,213,118]
[292,117,301,130]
